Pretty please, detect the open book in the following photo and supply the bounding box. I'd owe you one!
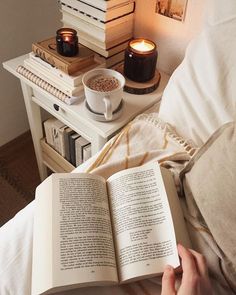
[32,162,191,295]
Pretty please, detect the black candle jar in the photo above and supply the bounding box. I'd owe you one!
[124,38,158,82]
[56,28,78,57]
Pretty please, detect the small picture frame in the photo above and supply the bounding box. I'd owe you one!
[156,0,188,22]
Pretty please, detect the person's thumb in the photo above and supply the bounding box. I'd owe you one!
[161,265,176,295]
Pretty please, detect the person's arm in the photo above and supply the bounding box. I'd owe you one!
[161,244,212,295]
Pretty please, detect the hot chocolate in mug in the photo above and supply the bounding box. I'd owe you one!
[82,68,125,121]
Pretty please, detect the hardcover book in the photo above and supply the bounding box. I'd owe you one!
[24,58,85,97]
[61,9,134,42]
[60,0,135,22]
[66,26,132,51]
[32,162,191,295]
[61,4,134,29]
[28,52,104,87]
[75,136,90,166]
[32,37,95,75]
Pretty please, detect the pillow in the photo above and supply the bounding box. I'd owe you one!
[158,0,236,147]
[181,121,236,292]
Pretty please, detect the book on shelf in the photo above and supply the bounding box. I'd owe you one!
[43,118,67,157]
[32,161,191,295]
[28,52,104,87]
[32,37,95,75]
[60,3,134,30]
[64,127,75,162]
[69,132,81,166]
[82,144,92,163]
[60,0,135,22]
[75,136,90,166]
[24,58,85,97]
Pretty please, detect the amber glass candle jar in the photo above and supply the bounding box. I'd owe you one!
[124,38,157,82]
[56,28,78,57]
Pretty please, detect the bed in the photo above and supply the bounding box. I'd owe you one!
[1,0,236,294]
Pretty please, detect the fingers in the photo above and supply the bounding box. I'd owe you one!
[188,248,208,277]
[177,244,212,294]
[178,244,198,277]
[161,265,176,295]
[177,244,201,292]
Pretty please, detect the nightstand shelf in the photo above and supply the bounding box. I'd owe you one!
[40,138,75,173]
[3,54,170,180]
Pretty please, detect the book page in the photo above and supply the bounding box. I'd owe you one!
[52,173,118,289]
[107,162,180,282]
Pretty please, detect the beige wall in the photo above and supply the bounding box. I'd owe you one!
[134,0,206,74]
[0,0,60,147]
[0,0,205,146]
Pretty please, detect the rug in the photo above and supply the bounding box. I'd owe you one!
[0,132,40,226]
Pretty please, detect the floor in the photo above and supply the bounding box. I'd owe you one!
[0,131,41,226]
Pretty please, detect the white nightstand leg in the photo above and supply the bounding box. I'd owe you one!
[91,135,107,155]
[20,81,47,180]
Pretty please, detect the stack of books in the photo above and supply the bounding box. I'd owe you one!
[59,0,135,67]
[17,37,105,105]
[44,118,91,167]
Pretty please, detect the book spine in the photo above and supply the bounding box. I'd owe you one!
[64,128,74,161]
[29,54,79,87]
[75,137,90,166]
[32,43,71,74]
[43,119,55,147]
[24,60,84,96]
[58,126,68,158]
[69,133,80,166]
[16,65,78,105]
[82,144,91,162]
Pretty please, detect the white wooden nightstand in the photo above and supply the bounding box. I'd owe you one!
[3,54,169,181]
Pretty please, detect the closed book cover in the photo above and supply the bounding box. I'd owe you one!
[32,37,95,74]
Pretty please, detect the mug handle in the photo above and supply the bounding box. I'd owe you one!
[103,96,112,120]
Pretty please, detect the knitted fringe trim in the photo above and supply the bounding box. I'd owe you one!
[134,113,197,156]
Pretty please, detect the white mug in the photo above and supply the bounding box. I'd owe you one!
[82,68,125,121]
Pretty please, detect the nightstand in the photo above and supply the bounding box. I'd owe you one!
[3,54,170,180]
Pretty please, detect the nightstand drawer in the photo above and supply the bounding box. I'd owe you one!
[31,89,91,140]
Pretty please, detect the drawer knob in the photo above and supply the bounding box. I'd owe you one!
[53,104,59,111]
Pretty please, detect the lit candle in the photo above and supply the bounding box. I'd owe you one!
[130,40,154,52]
[56,28,78,57]
[124,38,158,82]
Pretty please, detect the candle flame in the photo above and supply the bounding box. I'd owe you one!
[131,39,154,52]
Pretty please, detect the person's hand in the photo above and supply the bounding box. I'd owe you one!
[161,244,212,295]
